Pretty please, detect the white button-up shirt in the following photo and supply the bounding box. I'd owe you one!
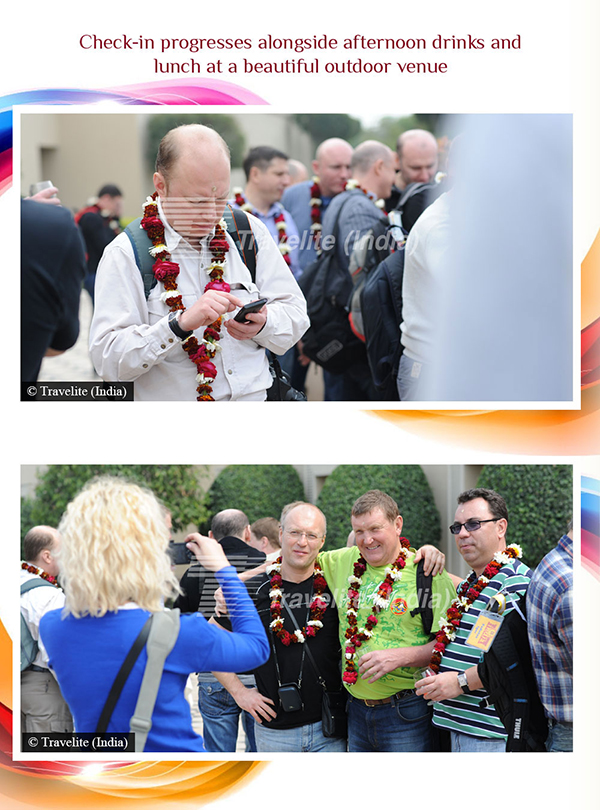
[20,571,65,669]
[89,203,309,401]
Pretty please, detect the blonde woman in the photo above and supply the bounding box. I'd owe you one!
[39,477,269,752]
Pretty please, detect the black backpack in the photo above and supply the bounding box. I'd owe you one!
[477,595,548,752]
[298,196,368,373]
[411,557,435,636]
[359,247,406,400]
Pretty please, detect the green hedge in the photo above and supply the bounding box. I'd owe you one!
[316,465,441,551]
[476,464,572,568]
[205,465,305,529]
[21,465,207,548]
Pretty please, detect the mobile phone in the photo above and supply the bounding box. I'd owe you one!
[233,297,268,323]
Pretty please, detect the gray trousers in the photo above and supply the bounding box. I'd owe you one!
[21,669,73,733]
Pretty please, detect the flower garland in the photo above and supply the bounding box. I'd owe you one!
[345,179,387,211]
[266,557,329,645]
[232,189,292,269]
[309,176,323,253]
[342,537,411,685]
[140,192,229,401]
[21,561,59,587]
[429,544,523,673]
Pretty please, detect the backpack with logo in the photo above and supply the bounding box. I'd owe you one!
[297,195,370,373]
[20,578,56,671]
[124,205,305,401]
[477,594,548,752]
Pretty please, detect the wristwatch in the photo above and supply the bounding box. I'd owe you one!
[168,310,193,340]
[457,672,471,694]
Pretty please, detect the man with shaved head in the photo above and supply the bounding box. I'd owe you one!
[317,140,397,400]
[90,124,308,401]
[21,526,73,733]
[386,129,444,231]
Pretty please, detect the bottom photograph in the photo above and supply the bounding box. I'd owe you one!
[19,463,573,755]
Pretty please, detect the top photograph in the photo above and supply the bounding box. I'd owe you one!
[20,111,574,405]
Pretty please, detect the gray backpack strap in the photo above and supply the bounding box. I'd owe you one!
[129,608,180,752]
[124,217,157,299]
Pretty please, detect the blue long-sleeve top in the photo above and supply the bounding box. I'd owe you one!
[40,565,269,752]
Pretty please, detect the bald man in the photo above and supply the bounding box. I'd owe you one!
[90,124,309,401]
[315,140,397,400]
[396,129,439,190]
[282,137,354,272]
[21,526,73,733]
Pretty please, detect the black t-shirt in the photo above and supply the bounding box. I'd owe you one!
[174,536,265,619]
[242,572,342,730]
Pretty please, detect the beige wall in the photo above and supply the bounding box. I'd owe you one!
[20,113,314,220]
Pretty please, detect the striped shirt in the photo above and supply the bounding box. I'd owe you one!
[433,559,531,739]
[527,535,573,722]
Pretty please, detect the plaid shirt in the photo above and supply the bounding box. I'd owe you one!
[527,535,573,722]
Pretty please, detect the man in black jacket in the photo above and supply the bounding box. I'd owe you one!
[175,509,265,752]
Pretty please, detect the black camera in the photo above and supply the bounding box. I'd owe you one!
[168,541,195,566]
[278,683,303,713]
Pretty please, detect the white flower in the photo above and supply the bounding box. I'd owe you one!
[375,199,385,209]
[232,187,244,196]
[373,596,391,610]
[269,587,282,599]
[160,289,181,304]
[508,544,523,558]
[310,223,322,232]
[310,197,322,206]
[150,243,168,257]
[269,618,283,630]
[266,562,280,575]
[219,217,228,231]
[276,220,287,231]
[346,179,359,190]
[279,244,291,254]
[307,620,323,629]
[196,373,215,384]
[348,575,362,586]
[294,630,306,643]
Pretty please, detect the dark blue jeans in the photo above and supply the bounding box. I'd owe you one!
[347,692,433,752]
[197,676,256,753]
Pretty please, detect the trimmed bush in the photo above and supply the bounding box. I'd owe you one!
[316,465,441,550]
[476,464,572,568]
[205,465,305,529]
[22,465,207,546]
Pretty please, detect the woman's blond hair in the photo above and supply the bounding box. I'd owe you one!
[58,476,180,617]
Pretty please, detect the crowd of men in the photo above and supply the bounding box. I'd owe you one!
[22,122,451,401]
[22,486,573,753]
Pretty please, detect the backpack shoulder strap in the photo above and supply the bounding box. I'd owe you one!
[224,205,259,283]
[124,217,156,298]
[409,557,434,636]
[21,578,56,594]
[130,608,181,752]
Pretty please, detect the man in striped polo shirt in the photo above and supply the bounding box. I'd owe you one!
[416,488,531,752]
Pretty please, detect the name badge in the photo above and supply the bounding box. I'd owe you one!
[465,611,504,652]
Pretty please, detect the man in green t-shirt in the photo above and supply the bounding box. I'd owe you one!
[318,490,456,752]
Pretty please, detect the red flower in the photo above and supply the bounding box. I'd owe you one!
[153,260,180,281]
[196,359,218,379]
[209,237,230,254]
[205,280,231,294]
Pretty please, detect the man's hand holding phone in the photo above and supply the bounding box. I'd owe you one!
[225,298,268,341]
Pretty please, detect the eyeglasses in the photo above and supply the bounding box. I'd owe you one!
[285,530,323,542]
[449,518,500,535]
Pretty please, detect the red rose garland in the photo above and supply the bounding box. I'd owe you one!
[429,543,523,673]
[233,189,292,269]
[342,537,411,685]
[267,557,328,645]
[309,176,323,253]
[140,192,229,401]
[21,561,59,587]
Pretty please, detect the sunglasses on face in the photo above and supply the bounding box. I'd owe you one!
[449,517,500,535]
